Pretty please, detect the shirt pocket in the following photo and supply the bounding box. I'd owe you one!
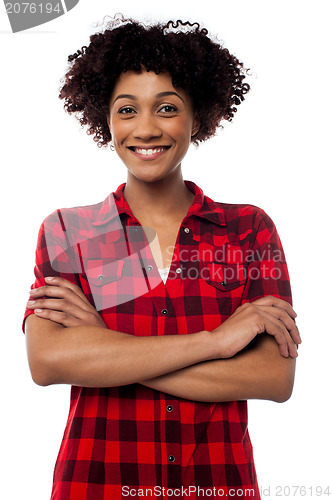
[80,258,125,311]
[201,262,247,319]
[205,262,247,291]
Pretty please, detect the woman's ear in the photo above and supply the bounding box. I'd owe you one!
[106,115,115,150]
[191,113,200,137]
[107,114,111,134]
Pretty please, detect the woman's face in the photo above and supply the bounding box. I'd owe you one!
[108,70,199,184]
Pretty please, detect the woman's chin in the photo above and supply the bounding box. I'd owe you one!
[127,167,177,185]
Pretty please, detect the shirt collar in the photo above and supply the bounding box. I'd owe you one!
[92,180,226,227]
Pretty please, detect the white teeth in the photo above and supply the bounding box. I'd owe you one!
[133,147,167,156]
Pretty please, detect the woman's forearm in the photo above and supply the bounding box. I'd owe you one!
[140,334,296,403]
[26,296,298,393]
[26,315,216,387]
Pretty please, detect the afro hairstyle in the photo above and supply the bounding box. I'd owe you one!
[59,15,250,148]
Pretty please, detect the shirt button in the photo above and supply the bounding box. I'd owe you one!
[161,309,168,315]
[147,265,153,271]
[97,275,104,281]
[166,405,173,412]
[133,227,139,231]
[168,455,175,463]
[184,227,190,233]
[175,267,182,274]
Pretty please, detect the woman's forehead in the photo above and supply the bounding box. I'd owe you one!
[110,69,189,103]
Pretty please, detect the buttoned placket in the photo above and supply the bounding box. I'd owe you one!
[124,216,196,486]
[123,218,194,486]
[161,221,195,487]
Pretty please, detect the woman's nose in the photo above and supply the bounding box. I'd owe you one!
[133,113,162,140]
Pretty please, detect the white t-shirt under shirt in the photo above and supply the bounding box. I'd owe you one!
[158,266,170,284]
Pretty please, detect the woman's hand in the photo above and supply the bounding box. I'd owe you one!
[211,296,301,359]
[26,276,106,329]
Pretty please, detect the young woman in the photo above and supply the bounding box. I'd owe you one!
[23,16,300,500]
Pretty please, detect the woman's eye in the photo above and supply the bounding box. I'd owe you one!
[118,107,135,115]
[159,105,177,114]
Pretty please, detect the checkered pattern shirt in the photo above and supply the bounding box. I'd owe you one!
[23,181,292,499]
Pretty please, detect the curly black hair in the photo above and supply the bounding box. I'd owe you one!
[59,15,250,148]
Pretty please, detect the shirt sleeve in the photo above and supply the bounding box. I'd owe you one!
[241,207,292,306]
[22,209,81,333]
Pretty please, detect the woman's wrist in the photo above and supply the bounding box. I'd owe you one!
[196,329,221,361]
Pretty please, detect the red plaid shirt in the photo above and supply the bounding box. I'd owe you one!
[23,181,292,499]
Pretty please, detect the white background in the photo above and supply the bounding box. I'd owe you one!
[1,1,331,499]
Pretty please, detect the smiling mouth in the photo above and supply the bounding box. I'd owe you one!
[128,146,171,157]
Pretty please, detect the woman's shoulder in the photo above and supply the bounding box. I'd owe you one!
[40,196,109,230]
[35,197,110,248]
[209,196,275,230]
[209,200,281,251]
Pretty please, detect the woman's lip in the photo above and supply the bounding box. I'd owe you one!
[128,147,170,160]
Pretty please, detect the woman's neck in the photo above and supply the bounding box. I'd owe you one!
[123,171,194,226]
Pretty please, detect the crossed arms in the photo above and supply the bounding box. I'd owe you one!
[25,277,300,403]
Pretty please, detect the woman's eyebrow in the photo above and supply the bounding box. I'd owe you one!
[112,91,184,106]
[155,91,184,103]
[112,94,136,105]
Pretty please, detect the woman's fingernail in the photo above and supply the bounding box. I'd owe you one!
[29,289,37,295]
[34,309,43,313]
[45,276,55,281]
[27,301,36,306]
